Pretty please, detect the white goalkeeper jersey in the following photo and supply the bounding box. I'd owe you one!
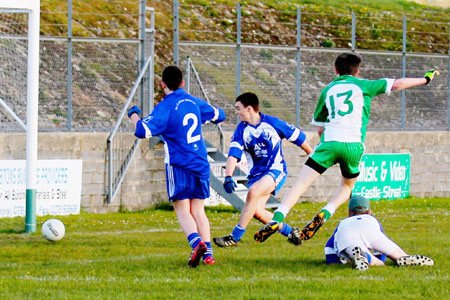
[312,75,394,143]
[325,214,388,264]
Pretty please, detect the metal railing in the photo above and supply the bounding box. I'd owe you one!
[184,56,225,153]
[106,6,154,204]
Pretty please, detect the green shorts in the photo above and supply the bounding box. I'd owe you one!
[306,141,364,178]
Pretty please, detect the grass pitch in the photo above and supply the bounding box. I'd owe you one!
[0,197,448,299]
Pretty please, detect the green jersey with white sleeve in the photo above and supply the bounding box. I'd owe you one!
[312,75,394,143]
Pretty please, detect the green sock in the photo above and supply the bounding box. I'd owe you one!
[320,209,331,221]
[273,211,285,223]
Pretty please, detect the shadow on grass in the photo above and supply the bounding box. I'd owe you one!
[0,228,26,234]
[160,255,328,273]
[154,202,174,211]
[154,202,238,214]
[205,205,238,213]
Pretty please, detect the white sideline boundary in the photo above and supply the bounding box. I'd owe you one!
[2,274,442,283]
[67,226,232,236]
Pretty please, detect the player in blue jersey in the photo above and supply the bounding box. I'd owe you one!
[128,66,226,267]
[254,53,440,244]
[325,195,434,271]
[213,92,312,248]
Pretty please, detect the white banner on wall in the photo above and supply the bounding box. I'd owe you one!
[0,160,82,218]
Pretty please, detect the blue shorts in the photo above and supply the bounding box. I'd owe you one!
[165,164,210,202]
[248,169,287,196]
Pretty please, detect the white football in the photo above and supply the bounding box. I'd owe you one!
[42,219,65,242]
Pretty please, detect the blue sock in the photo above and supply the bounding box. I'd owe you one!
[366,252,372,264]
[278,223,292,237]
[187,232,202,249]
[204,242,213,258]
[231,224,246,242]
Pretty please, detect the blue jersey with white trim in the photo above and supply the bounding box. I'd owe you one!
[228,113,306,180]
[134,88,225,179]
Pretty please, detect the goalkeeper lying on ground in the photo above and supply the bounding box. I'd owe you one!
[324,195,434,271]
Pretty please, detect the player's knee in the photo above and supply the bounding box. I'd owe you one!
[191,209,206,221]
[246,188,260,201]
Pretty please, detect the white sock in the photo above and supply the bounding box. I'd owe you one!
[275,204,290,218]
[322,203,336,216]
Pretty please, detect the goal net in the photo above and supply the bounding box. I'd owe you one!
[0,8,28,131]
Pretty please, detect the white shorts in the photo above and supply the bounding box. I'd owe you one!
[334,214,400,257]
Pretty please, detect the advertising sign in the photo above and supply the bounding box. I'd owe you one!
[353,154,410,200]
[0,160,82,218]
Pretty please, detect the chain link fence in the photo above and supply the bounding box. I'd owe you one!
[0,11,28,131]
[176,3,450,131]
[1,2,449,132]
[0,1,143,132]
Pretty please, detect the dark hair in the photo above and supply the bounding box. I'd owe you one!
[349,209,370,216]
[335,53,361,75]
[162,66,183,91]
[236,92,259,112]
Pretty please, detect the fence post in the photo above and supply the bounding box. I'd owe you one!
[351,11,355,51]
[401,15,407,130]
[139,0,146,114]
[236,3,241,98]
[67,0,72,131]
[147,7,155,111]
[235,3,241,124]
[185,56,191,93]
[296,7,301,127]
[173,0,179,65]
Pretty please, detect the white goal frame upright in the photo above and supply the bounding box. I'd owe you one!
[0,0,40,232]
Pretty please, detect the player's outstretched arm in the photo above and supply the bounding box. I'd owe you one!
[391,69,439,91]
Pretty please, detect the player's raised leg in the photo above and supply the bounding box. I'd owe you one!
[301,176,357,240]
[214,176,275,247]
[215,175,301,246]
[254,165,321,243]
[253,187,302,246]
[300,142,362,240]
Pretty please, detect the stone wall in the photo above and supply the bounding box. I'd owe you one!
[279,131,450,201]
[0,131,448,213]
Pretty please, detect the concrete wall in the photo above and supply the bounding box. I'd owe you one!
[0,131,448,213]
[280,131,450,201]
[0,132,167,213]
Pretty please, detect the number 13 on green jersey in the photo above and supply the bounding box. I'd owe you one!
[312,75,394,143]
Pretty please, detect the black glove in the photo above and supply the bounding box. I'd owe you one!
[127,105,141,118]
[424,69,440,85]
[223,176,237,193]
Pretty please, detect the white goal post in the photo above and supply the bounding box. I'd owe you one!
[0,0,40,232]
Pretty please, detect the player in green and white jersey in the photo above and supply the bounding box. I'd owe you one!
[254,52,440,244]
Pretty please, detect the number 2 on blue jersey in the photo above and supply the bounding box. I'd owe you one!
[182,113,201,144]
